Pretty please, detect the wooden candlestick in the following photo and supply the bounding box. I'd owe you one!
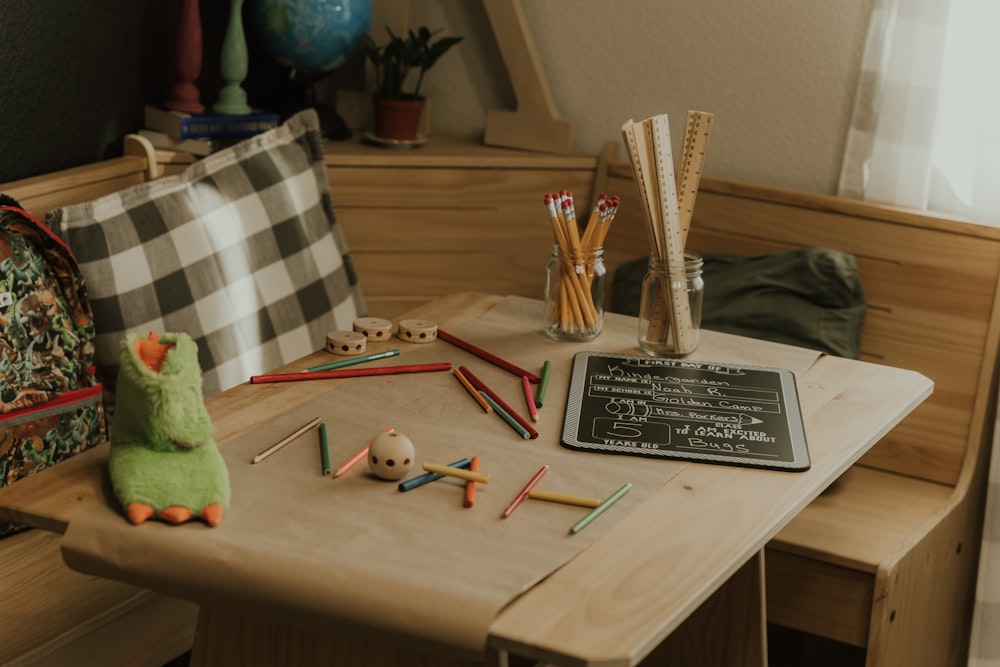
[165,0,205,114]
[213,0,252,115]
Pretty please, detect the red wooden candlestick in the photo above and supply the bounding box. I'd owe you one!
[166,0,205,114]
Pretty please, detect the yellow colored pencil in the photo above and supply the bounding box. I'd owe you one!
[422,461,490,484]
[527,488,602,508]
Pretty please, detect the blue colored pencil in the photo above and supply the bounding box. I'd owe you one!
[398,458,472,492]
[480,392,531,439]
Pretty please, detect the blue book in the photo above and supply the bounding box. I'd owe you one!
[144,105,280,140]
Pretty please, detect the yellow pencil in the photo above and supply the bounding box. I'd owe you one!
[527,488,602,508]
[422,461,490,484]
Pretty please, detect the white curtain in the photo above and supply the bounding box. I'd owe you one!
[839,0,1000,224]
[840,1,1000,664]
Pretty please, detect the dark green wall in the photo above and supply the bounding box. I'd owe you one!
[0,1,303,184]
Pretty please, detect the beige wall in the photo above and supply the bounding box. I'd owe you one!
[342,0,876,195]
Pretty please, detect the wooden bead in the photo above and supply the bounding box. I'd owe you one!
[353,317,393,341]
[397,319,438,343]
[326,330,367,355]
[367,430,415,481]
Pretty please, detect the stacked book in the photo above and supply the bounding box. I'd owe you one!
[140,105,281,156]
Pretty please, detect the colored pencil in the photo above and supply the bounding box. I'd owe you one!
[463,456,479,508]
[527,488,601,508]
[332,427,394,478]
[535,360,552,408]
[306,349,400,372]
[437,329,540,383]
[569,483,633,534]
[422,461,490,483]
[398,458,472,492]
[460,365,538,439]
[501,465,549,518]
[454,367,492,413]
[252,416,321,464]
[250,362,451,384]
[480,392,531,439]
[319,422,331,475]
[521,375,539,422]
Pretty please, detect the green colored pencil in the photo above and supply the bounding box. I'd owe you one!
[570,483,633,534]
[534,360,552,408]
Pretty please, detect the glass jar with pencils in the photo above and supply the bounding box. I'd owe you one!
[543,243,606,341]
[638,252,704,356]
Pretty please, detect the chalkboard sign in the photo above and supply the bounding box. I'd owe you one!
[562,352,810,471]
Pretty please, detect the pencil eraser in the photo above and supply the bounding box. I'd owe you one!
[368,431,415,481]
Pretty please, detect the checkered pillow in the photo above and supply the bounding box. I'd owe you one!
[47,109,365,406]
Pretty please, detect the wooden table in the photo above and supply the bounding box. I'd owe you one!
[0,293,933,667]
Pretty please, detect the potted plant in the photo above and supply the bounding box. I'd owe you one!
[360,26,463,141]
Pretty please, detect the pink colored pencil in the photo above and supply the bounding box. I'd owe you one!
[459,365,539,439]
[521,375,539,423]
[250,362,451,384]
[437,329,541,383]
[501,465,549,518]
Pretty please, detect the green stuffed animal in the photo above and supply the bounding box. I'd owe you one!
[109,331,230,526]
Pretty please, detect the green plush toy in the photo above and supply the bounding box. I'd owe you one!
[109,331,230,526]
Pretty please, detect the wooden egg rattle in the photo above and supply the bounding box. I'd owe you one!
[368,430,415,481]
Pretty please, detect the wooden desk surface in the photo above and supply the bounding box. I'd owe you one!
[0,293,933,667]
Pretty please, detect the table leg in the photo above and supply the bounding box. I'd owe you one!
[188,605,486,667]
[640,550,767,667]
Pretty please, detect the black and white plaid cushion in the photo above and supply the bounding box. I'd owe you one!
[48,109,365,404]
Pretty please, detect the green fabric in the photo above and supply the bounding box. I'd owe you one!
[109,332,230,520]
[612,247,866,359]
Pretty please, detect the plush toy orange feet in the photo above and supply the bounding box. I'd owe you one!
[109,332,231,527]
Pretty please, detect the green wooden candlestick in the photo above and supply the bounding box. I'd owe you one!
[213,0,252,115]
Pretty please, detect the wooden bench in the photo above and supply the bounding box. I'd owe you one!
[605,162,1000,667]
[0,153,199,667]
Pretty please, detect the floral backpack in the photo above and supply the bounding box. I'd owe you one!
[0,195,106,536]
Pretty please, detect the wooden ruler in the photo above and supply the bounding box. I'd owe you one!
[675,111,714,245]
[620,114,700,353]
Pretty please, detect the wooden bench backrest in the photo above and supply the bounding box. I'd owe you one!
[0,155,151,220]
[606,164,1000,487]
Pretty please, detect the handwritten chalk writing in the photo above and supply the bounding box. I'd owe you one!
[563,352,810,471]
[683,438,752,454]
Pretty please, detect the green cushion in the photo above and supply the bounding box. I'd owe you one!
[612,247,866,358]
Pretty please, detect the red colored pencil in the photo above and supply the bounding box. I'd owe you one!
[437,329,541,383]
[501,464,549,518]
[521,375,539,423]
[459,365,539,439]
[250,362,451,384]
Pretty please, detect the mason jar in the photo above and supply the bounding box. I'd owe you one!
[543,244,606,341]
[638,252,704,356]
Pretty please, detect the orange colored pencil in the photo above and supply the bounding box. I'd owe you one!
[454,368,492,413]
[333,428,394,478]
[464,456,480,508]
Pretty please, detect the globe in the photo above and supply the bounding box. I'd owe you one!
[250,0,372,74]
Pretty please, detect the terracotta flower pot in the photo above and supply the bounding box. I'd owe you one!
[373,95,426,141]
